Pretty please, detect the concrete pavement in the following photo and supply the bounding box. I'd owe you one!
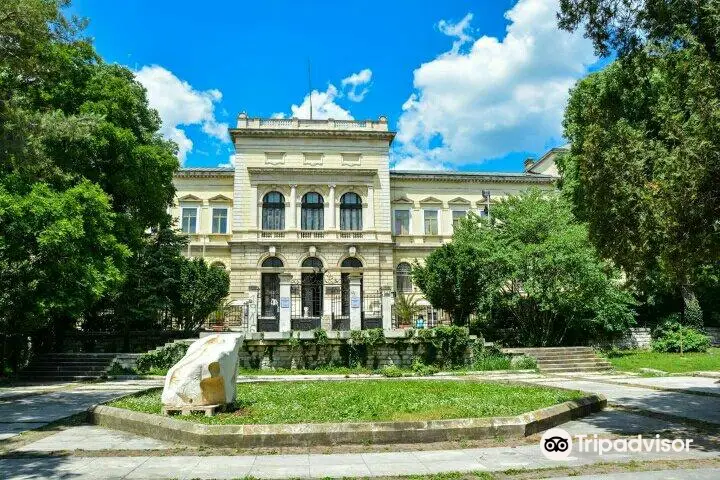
[0,379,162,440]
[1,373,719,478]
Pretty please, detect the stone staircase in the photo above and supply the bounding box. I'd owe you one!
[18,353,119,382]
[503,346,613,374]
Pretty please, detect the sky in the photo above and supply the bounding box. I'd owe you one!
[69,0,601,172]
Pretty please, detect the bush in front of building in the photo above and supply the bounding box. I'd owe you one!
[651,321,710,353]
[417,190,636,347]
[136,342,190,374]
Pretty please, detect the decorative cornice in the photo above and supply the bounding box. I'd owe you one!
[176,168,234,178]
[230,128,396,144]
[247,166,378,177]
[390,170,557,184]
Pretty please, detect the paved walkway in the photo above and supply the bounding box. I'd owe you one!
[0,379,162,440]
[523,374,720,425]
[0,373,718,478]
[1,443,717,479]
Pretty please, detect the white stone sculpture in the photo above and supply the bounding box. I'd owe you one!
[161,334,244,407]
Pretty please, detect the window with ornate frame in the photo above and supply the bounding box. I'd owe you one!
[340,192,362,231]
[262,191,285,230]
[396,262,413,292]
[301,192,324,230]
[181,207,197,234]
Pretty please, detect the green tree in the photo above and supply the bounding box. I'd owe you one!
[484,190,636,346]
[0,180,128,365]
[170,259,230,333]
[97,225,188,334]
[558,0,720,58]
[413,217,509,326]
[559,38,720,324]
[1,0,178,248]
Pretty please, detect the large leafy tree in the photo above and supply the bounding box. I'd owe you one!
[0,0,180,365]
[0,181,128,366]
[412,227,508,326]
[558,0,720,58]
[557,1,720,325]
[1,0,178,247]
[483,190,635,346]
[559,38,720,323]
[414,190,635,345]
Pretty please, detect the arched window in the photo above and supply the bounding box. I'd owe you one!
[262,191,285,230]
[262,256,283,268]
[396,262,412,292]
[301,192,324,230]
[340,192,362,231]
[302,257,323,270]
[341,257,363,268]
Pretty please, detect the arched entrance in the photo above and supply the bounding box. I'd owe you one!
[340,257,363,317]
[259,256,282,331]
[291,257,324,330]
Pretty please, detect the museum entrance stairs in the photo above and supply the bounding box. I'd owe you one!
[503,346,613,374]
[18,353,120,382]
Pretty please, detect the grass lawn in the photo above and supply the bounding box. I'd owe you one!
[606,348,720,373]
[109,380,582,425]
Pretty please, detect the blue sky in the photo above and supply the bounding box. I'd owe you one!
[70,0,600,172]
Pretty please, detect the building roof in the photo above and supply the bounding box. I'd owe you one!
[389,170,557,184]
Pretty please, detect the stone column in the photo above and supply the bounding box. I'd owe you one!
[349,273,362,330]
[328,184,336,229]
[366,184,375,230]
[278,273,292,332]
[381,286,393,330]
[289,184,297,229]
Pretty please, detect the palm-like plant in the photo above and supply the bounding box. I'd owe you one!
[395,293,425,327]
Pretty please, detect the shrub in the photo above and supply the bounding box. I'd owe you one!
[381,365,404,377]
[473,351,511,371]
[411,359,439,376]
[651,321,710,353]
[418,325,472,368]
[511,355,537,370]
[136,341,189,373]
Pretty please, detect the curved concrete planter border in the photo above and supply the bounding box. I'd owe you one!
[89,394,606,447]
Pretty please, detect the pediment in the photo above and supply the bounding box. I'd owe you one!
[209,194,233,203]
[448,196,471,205]
[391,195,414,205]
[178,194,202,202]
[419,196,443,205]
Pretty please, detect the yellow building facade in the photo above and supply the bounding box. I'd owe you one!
[172,115,561,333]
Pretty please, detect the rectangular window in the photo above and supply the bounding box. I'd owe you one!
[452,210,467,230]
[394,210,411,235]
[181,207,197,234]
[424,210,438,235]
[212,208,228,234]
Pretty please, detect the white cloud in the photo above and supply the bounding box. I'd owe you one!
[341,68,373,102]
[134,65,229,164]
[274,68,373,120]
[218,154,235,168]
[288,84,353,120]
[394,0,596,169]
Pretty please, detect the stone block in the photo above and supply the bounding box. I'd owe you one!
[161,334,244,408]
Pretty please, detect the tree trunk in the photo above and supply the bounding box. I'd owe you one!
[680,283,702,328]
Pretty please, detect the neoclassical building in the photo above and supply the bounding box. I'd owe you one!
[172,114,561,332]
